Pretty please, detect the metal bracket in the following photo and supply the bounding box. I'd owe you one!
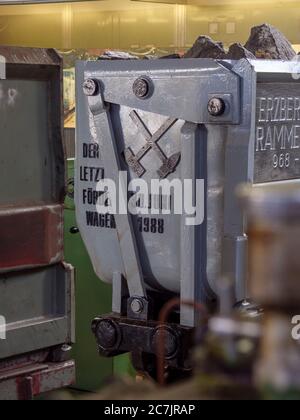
[85,78,148,306]
[127,296,150,321]
[180,122,215,327]
[222,59,256,302]
[92,314,194,373]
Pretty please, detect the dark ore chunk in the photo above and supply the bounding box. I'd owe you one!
[159,54,181,59]
[184,36,226,59]
[244,23,296,60]
[226,43,256,60]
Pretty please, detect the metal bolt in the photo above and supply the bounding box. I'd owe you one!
[96,320,118,349]
[152,327,178,359]
[133,77,150,99]
[61,344,72,353]
[235,299,263,319]
[207,97,226,117]
[130,298,144,314]
[69,226,79,235]
[83,78,98,96]
[50,344,72,363]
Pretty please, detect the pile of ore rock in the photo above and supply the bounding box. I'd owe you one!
[183,23,296,60]
[99,24,297,61]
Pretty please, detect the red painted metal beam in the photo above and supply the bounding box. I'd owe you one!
[0,204,64,272]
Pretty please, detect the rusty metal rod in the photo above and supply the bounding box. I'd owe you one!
[157,298,208,386]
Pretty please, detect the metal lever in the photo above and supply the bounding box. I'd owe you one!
[83,78,148,306]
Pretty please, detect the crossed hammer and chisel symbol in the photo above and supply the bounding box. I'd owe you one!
[124,110,181,179]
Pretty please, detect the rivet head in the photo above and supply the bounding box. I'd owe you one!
[133,77,150,99]
[83,78,98,96]
[207,97,226,117]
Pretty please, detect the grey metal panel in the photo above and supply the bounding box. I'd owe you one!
[222,59,257,302]
[0,264,74,360]
[206,124,227,295]
[0,46,65,205]
[75,59,243,326]
[180,122,213,327]
[75,59,238,297]
[75,100,184,293]
[115,107,184,293]
[75,62,125,288]
[249,59,300,76]
[83,58,241,125]
[0,80,52,204]
[1,319,70,360]
[76,57,300,327]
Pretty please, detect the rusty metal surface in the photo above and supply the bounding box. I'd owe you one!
[0,363,49,381]
[0,360,75,400]
[0,205,64,272]
[0,350,50,372]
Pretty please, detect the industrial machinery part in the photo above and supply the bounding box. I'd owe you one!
[0,46,75,399]
[75,58,300,378]
[64,158,133,391]
[241,184,300,399]
[65,157,113,391]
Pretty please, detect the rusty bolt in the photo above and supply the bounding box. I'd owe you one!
[133,77,150,99]
[207,97,226,117]
[83,78,98,96]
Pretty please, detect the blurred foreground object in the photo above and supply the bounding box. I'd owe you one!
[241,184,300,399]
[84,185,300,400]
